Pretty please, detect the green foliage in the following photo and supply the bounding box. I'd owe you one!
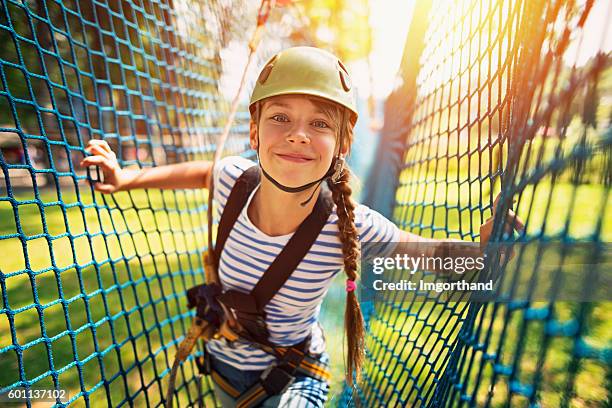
[289,0,371,62]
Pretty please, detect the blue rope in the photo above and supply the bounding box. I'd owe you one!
[0,0,263,406]
[348,1,611,407]
[2,0,610,407]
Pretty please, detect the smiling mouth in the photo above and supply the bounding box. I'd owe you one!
[275,153,314,163]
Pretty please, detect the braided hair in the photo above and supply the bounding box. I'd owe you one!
[327,168,364,386]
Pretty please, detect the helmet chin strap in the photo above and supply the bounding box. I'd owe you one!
[260,160,335,193]
[256,133,345,207]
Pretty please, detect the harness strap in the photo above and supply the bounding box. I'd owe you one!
[249,188,333,311]
[210,349,331,407]
[188,164,334,402]
[212,370,241,399]
[213,163,333,341]
[213,165,260,269]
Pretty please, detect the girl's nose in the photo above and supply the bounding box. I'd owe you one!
[286,127,310,144]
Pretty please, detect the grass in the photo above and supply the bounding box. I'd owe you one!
[0,187,215,407]
[0,186,352,407]
[362,170,611,407]
[0,174,610,407]
[363,298,610,407]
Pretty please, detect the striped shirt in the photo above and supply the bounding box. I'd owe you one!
[206,156,401,370]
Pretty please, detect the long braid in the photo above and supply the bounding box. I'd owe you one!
[327,166,364,386]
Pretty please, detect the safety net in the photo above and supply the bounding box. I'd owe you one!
[0,0,299,406]
[1,0,611,407]
[345,0,611,407]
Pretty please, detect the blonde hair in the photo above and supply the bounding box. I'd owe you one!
[253,96,365,386]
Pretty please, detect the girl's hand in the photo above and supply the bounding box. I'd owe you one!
[480,193,525,252]
[80,140,130,194]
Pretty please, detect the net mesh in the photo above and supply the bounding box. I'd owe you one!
[1,0,610,407]
[346,0,611,406]
[0,0,295,406]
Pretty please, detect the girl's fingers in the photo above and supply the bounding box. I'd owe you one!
[87,139,112,154]
[93,183,115,194]
[87,144,114,160]
[80,156,97,167]
[80,155,115,172]
[85,141,116,162]
[506,210,525,233]
[84,144,103,157]
[500,217,522,239]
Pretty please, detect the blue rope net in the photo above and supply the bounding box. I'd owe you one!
[347,0,611,407]
[1,0,610,407]
[0,0,295,406]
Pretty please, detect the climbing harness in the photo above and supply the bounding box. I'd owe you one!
[201,344,330,408]
[187,166,333,406]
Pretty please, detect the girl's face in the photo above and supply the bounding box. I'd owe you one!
[250,95,345,188]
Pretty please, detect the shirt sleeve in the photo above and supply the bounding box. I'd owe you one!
[355,204,401,261]
[213,156,257,216]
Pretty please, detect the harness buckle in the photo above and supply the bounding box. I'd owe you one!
[236,311,269,342]
[260,364,295,395]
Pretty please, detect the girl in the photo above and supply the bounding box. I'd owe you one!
[80,46,523,407]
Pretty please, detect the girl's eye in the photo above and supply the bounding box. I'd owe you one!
[271,114,289,122]
[312,120,329,129]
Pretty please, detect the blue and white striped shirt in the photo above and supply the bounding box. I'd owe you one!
[206,156,401,370]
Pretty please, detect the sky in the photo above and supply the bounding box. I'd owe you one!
[348,0,414,100]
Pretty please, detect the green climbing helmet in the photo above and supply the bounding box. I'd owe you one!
[249,46,358,125]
